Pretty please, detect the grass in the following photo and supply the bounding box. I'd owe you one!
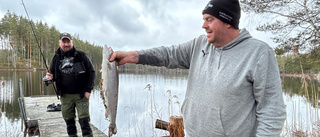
[280,58,320,137]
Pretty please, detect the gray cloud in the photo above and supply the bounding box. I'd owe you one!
[0,0,276,51]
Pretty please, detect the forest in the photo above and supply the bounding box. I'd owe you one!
[0,12,102,70]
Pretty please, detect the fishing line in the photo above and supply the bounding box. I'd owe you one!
[21,0,59,99]
[21,0,48,69]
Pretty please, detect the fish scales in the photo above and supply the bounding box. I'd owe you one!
[101,45,118,136]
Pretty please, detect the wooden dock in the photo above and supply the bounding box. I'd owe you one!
[22,95,107,137]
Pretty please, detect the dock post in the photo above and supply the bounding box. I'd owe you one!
[169,116,184,137]
[18,78,27,128]
[155,116,184,137]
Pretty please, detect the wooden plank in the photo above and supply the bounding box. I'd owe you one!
[24,96,106,137]
[155,119,169,131]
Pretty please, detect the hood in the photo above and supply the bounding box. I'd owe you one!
[210,28,252,69]
[221,28,252,50]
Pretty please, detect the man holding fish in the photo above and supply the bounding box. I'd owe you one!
[109,0,286,136]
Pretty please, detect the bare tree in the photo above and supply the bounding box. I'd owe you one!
[241,0,320,55]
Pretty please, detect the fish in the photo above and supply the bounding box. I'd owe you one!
[101,45,119,136]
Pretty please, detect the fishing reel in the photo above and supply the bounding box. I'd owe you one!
[43,77,52,86]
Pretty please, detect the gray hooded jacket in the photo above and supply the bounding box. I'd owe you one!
[138,29,286,137]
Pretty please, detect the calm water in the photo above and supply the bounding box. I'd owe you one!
[0,71,319,136]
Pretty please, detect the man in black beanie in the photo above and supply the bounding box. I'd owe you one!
[108,0,286,136]
[202,0,241,29]
[201,0,242,47]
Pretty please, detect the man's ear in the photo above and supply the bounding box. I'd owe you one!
[225,23,233,29]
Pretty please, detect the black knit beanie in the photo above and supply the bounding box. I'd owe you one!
[202,0,241,29]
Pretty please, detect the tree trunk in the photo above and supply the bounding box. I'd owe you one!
[29,33,32,68]
[21,35,25,59]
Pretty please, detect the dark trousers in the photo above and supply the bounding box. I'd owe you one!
[61,93,93,137]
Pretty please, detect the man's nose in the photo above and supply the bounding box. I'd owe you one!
[202,22,207,29]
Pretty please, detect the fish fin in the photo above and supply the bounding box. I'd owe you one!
[100,90,103,97]
[108,124,117,136]
[107,63,112,69]
[113,126,117,134]
[99,79,103,88]
[105,110,109,118]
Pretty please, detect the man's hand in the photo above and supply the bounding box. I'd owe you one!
[45,72,53,80]
[85,92,91,99]
[109,51,139,66]
[43,72,53,86]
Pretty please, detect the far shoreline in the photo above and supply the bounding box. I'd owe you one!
[0,67,319,81]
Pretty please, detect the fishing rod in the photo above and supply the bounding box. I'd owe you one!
[21,0,59,100]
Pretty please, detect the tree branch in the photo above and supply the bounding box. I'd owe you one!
[304,0,320,37]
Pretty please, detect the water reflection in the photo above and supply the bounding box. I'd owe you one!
[0,71,188,136]
[282,77,320,108]
[0,71,24,137]
[281,77,320,135]
[1,71,320,136]
[90,73,188,136]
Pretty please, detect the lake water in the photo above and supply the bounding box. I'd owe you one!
[0,70,319,136]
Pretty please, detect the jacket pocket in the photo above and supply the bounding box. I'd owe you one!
[74,62,86,76]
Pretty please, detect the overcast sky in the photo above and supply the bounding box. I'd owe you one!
[0,0,277,51]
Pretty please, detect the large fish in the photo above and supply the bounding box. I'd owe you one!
[101,45,118,136]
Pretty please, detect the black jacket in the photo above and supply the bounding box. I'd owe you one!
[49,46,96,98]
